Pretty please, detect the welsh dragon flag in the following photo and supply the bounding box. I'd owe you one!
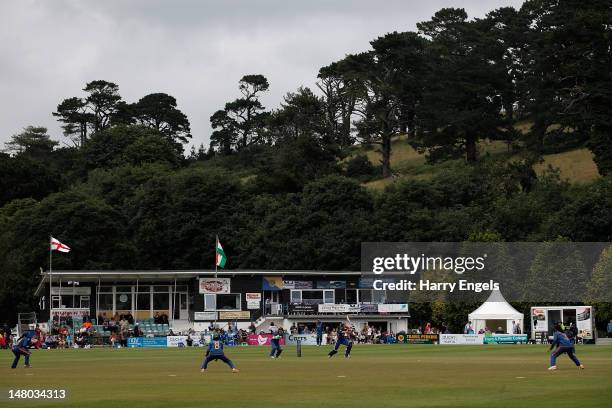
[216,237,227,268]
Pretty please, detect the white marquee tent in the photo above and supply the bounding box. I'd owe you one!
[468,290,524,334]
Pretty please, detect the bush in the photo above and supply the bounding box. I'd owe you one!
[345,155,376,181]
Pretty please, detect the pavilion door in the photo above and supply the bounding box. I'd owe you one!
[264,291,280,315]
[179,293,188,320]
[174,292,188,320]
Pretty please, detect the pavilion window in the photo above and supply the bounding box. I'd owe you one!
[359,289,372,303]
[372,289,386,304]
[153,293,169,310]
[216,294,240,310]
[99,294,113,311]
[80,296,90,309]
[116,292,132,312]
[137,293,151,310]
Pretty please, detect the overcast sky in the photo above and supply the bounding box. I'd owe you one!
[0,0,524,150]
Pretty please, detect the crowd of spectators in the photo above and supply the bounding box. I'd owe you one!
[285,322,397,344]
[184,322,251,346]
[5,316,608,349]
[48,317,95,348]
[461,320,523,335]
[1,323,14,349]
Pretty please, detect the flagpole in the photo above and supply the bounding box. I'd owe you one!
[214,235,218,328]
[49,235,53,323]
[215,235,218,278]
[172,278,177,327]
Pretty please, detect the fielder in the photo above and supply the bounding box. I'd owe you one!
[201,334,239,373]
[11,331,38,369]
[549,324,584,370]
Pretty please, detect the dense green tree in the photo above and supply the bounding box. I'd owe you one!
[374,168,486,242]
[4,126,58,156]
[317,61,362,147]
[209,109,237,156]
[344,154,376,181]
[0,191,133,320]
[490,173,570,242]
[82,125,181,169]
[520,0,612,171]
[586,245,612,332]
[52,97,91,146]
[297,176,375,270]
[345,31,427,177]
[414,9,506,162]
[236,176,374,270]
[53,80,123,146]
[268,87,327,142]
[523,241,588,302]
[253,136,338,193]
[545,177,612,241]
[587,245,612,303]
[83,80,123,132]
[0,154,61,207]
[132,93,192,145]
[475,7,530,149]
[211,75,270,151]
[187,144,212,162]
[129,167,244,269]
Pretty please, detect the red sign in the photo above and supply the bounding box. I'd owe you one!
[247,333,285,346]
[199,278,230,294]
[204,281,224,292]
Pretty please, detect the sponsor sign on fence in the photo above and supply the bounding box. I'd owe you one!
[284,333,324,345]
[199,278,231,294]
[127,337,167,348]
[166,336,202,347]
[483,334,528,344]
[247,333,286,346]
[406,334,439,344]
[439,334,485,345]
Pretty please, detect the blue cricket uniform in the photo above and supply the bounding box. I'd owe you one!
[550,331,581,367]
[269,326,283,358]
[201,340,236,370]
[11,332,34,369]
[316,322,324,346]
[328,327,353,358]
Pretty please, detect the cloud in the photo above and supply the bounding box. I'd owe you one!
[0,0,524,149]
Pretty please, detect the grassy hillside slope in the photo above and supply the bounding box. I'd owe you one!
[353,136,600,190]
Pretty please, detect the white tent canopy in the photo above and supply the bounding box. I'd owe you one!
[468,290,524,334]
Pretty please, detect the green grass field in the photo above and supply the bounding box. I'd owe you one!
[2,345,611,408]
